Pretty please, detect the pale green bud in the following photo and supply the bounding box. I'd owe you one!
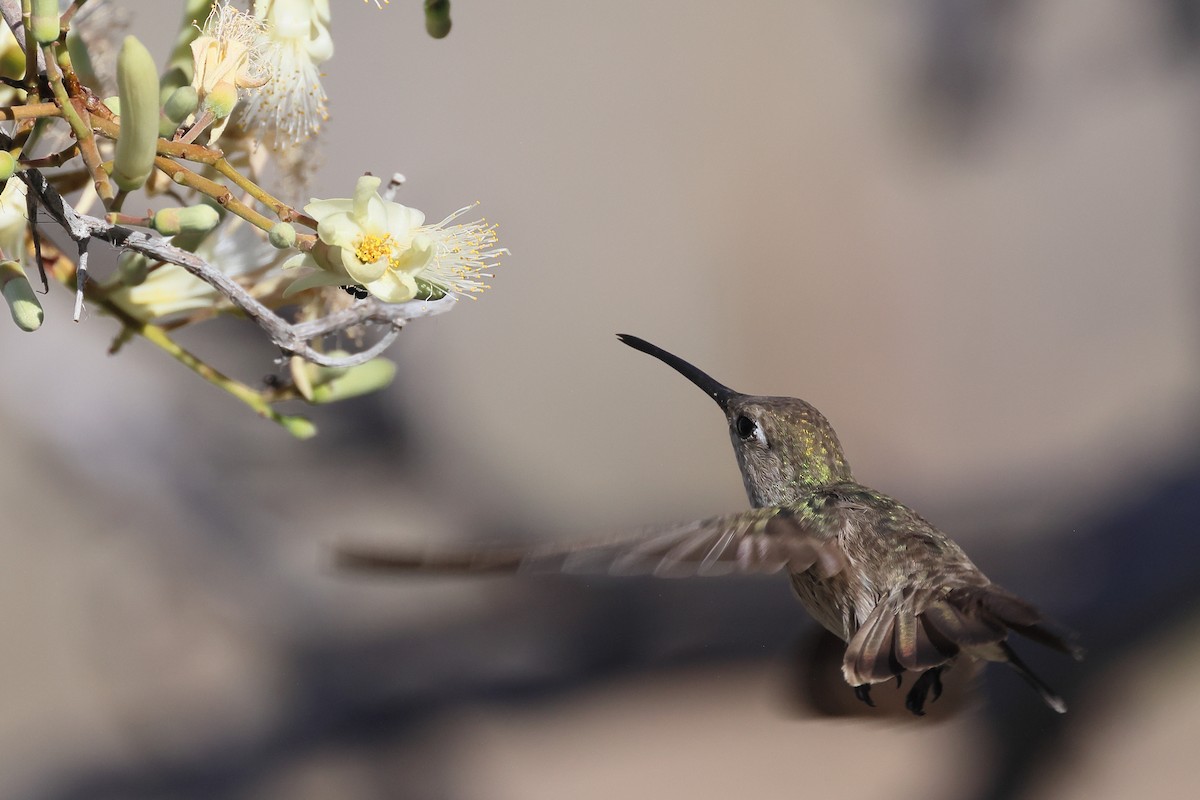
[309,359,397,404]
[66,28,99,88]
[30,0,60,45]
[113,37,161,192]
[117,251,152,286]
[201,83,239,121]
[151,205,220,236]
[425,0,452,39]
[413,278,447,301]
[268,222,297,249]
[280,414,318,439]
[0,151,16,182]
[0,260,43,332]
[0,38,24,81]
[162,86,199,124]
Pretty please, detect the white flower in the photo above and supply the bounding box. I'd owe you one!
[284,175,504,303]
[242,0,332,143]
[190,1,270,107]
[413,205,505,300]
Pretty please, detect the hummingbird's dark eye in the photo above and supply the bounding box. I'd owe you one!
[735,414,757,440]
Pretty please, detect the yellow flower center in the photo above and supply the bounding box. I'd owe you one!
[354,233,396,266]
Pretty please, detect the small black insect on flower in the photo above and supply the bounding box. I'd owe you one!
[340,284,370,300]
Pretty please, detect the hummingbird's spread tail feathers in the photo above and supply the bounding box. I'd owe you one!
[999,641,1068,714]
[843,583,1080,712]
[844,592,954,685]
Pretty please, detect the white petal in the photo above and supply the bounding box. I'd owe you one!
[339,247,388,284]
[365,271,417,303]
[317,212,362,248]
[282,269,345,298]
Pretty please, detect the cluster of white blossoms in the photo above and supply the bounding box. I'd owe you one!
[174,0,502,306]
[0,0,493,431]
[188,0,326,143]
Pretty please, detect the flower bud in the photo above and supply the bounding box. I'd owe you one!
[0,151,16,183]
[160,85,199,136]
[151,205,221,236]
[425,0,452,39]
[30,0,60,45]
[201,82,239,121]
[117,251,152,286]
[309,358,397,404]
[413,278,447,301]
[113,36,161,192]
[163,85,199,123]
[0,36,25,81]
[66,28,99,88]
[268,222,297,249]
[279,414,317,439]
[0,260,43,332]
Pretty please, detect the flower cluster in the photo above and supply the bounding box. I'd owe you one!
[0,0,492,437]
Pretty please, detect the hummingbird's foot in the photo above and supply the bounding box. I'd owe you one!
[854,684,875,708]
[904,666,946,716]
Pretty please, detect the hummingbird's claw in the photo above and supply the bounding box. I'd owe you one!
[854,684,875,707]
[904,666,945,716]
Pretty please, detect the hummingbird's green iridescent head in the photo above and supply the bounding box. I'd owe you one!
[618,334,852,507]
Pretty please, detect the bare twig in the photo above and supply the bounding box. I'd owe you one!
[72,237,88,321]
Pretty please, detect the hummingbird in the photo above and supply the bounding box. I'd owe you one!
[337,334,1082,715]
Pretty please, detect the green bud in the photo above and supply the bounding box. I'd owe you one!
[268,222,297,249]
[0,261,44,332]
[151,205,221,236]
[117,251,152,286]
[66,28,99,88]
[0,151,16,182]
[279,414,318,439]
[30,0,60,45]
[113,36,161,192]
[202,83,239,121]
[0,39,25,81]
[425,0,452,38]
[162,85,199,124]
[413,278,447,301]
[309,359,397,404]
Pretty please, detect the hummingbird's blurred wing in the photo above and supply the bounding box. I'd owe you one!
[335,506,848,579]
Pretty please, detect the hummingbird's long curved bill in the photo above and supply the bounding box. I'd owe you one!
[616,334,739,411]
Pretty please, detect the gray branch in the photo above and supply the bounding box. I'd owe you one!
[22,169,456,368]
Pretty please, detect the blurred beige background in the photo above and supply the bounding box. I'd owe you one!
[2,0,1199,798]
